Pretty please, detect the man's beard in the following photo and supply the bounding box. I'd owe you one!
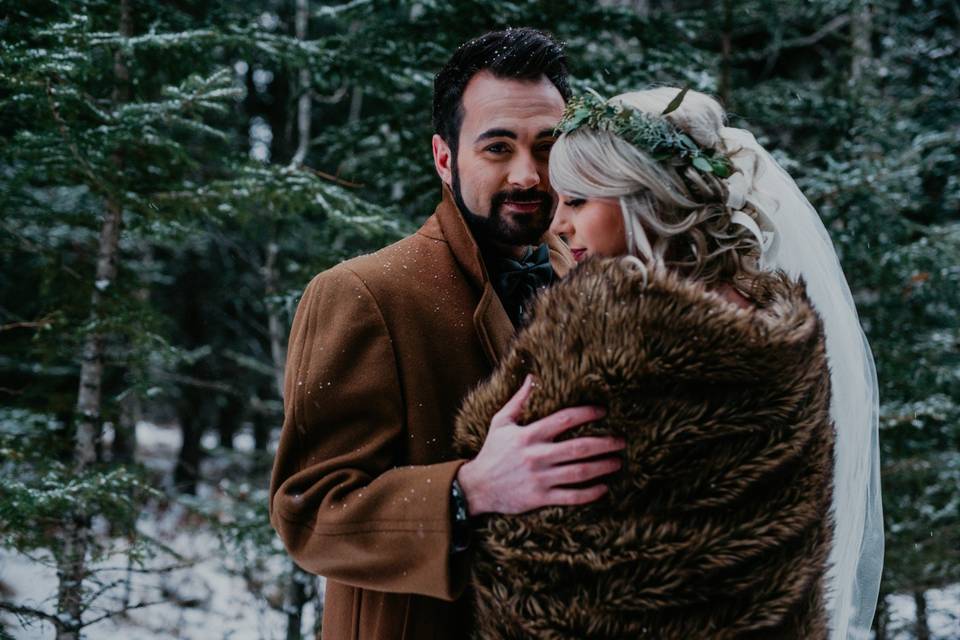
[451,160,554,249]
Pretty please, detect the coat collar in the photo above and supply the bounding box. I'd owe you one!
[428,185,574,366]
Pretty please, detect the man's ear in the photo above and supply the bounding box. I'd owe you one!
[432,134,454,188]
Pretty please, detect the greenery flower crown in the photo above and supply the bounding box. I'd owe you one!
[555,88,734,178]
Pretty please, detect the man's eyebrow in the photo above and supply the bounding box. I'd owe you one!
[475,128,517,143]
[474,128,558,143]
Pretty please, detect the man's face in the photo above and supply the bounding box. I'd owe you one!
[433,71,566,250]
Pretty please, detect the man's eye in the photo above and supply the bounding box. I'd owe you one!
[484,143,509,154]
[564,198,586,208]
[536,142,555,153]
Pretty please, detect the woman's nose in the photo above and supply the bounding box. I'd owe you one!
[550,203,572,238]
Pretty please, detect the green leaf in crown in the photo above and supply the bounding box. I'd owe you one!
[555,89,734,178]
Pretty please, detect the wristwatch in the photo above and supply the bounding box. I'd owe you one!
[450,477,471,553]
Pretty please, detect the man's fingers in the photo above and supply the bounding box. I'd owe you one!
[525,405,606,442]
[540,436,626,466]
[542,458,622,487]
[491,374,534,428]
[543,484,609,507]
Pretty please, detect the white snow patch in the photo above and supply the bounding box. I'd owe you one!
[136,420,182,454]
[2,420,318,639]
[0,503,318,639]
[201,430,219,450]
[886,584,960,639]
[233,431,255,452]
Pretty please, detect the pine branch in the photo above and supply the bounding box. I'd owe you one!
[0,600,61,628]
[222,350,279,378]
[77,578,128,615]
[734,14,852,61]
[83,27,336,70]
[155,372,239,395]
[0,220,85,280]
[45,79,114,200]
[314,0,374,19]
[0,314,57,333]
[75,598,169,628]
[299,163,364,189]
[86,561,197,575]
[782,14,853,49]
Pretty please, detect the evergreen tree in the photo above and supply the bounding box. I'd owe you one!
[1,1,401,636]
[2,0,957,637]
[712,1,960,631]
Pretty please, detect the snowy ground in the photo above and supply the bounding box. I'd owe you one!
[0,530,309,640]
[887,586,960,639]
[0,421,318,640]
[2,421,957,638]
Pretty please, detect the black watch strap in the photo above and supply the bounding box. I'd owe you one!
[450,477,471,553]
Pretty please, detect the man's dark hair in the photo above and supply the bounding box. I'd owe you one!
[432,28,571,154]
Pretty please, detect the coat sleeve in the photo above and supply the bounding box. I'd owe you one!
[268,266,469,600]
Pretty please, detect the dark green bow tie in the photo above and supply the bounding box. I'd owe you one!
[490,243,554,325]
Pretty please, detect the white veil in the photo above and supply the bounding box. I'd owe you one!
[721,126,884,639]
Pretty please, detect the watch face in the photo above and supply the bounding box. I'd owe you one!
[450,479,471,553]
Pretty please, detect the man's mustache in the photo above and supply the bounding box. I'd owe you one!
[493,189,554,208]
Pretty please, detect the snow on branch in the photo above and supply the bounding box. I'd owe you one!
[314,0,375,19]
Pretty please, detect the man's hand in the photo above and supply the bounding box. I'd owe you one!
[456,374,624,516]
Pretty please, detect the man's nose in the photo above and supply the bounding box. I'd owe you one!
[507,152,540,190]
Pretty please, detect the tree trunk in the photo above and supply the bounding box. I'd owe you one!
[284,562,312,640]
[265,240,286,398]
[281,4,311,635]
[253,396,272,453]
[174,404,202,495]
[290,0,311,167]
[873,591,888,640]
[54,411,75,463]
[348,86,363,124]
[111,391,139,464]
[914,589,929,640]
[718,0,734,108]
[55,1,133,636]
[266,235,304,631]
[112,244,152,463]
[346,20,363,126]
[72,201,123,469]
[314,576,324,638]
[55,513,93,639]
[217,395,244,449]
[850,0,873,84]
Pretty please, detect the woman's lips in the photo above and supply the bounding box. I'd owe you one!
[570,248,587,262]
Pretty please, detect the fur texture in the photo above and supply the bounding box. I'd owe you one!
[453,257,835,639]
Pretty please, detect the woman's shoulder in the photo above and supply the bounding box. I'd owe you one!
[546,256,813,321]
[523,257,826,384]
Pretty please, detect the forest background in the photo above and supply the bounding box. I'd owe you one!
[1,0,958,638]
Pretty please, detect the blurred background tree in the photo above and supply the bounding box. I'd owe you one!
[1,0,957,638]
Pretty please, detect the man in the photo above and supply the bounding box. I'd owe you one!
[269,28,625,640]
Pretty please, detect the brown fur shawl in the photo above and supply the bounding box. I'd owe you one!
[453,257,835,640]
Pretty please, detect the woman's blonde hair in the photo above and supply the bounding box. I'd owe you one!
[550,87,765,293]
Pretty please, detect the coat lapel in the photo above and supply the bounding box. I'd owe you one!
[432,185,575,367]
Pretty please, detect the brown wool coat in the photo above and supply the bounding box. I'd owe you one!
[269,187,572,640]
[454,258,836,640]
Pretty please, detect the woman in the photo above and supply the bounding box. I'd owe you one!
[453,88,883,639]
